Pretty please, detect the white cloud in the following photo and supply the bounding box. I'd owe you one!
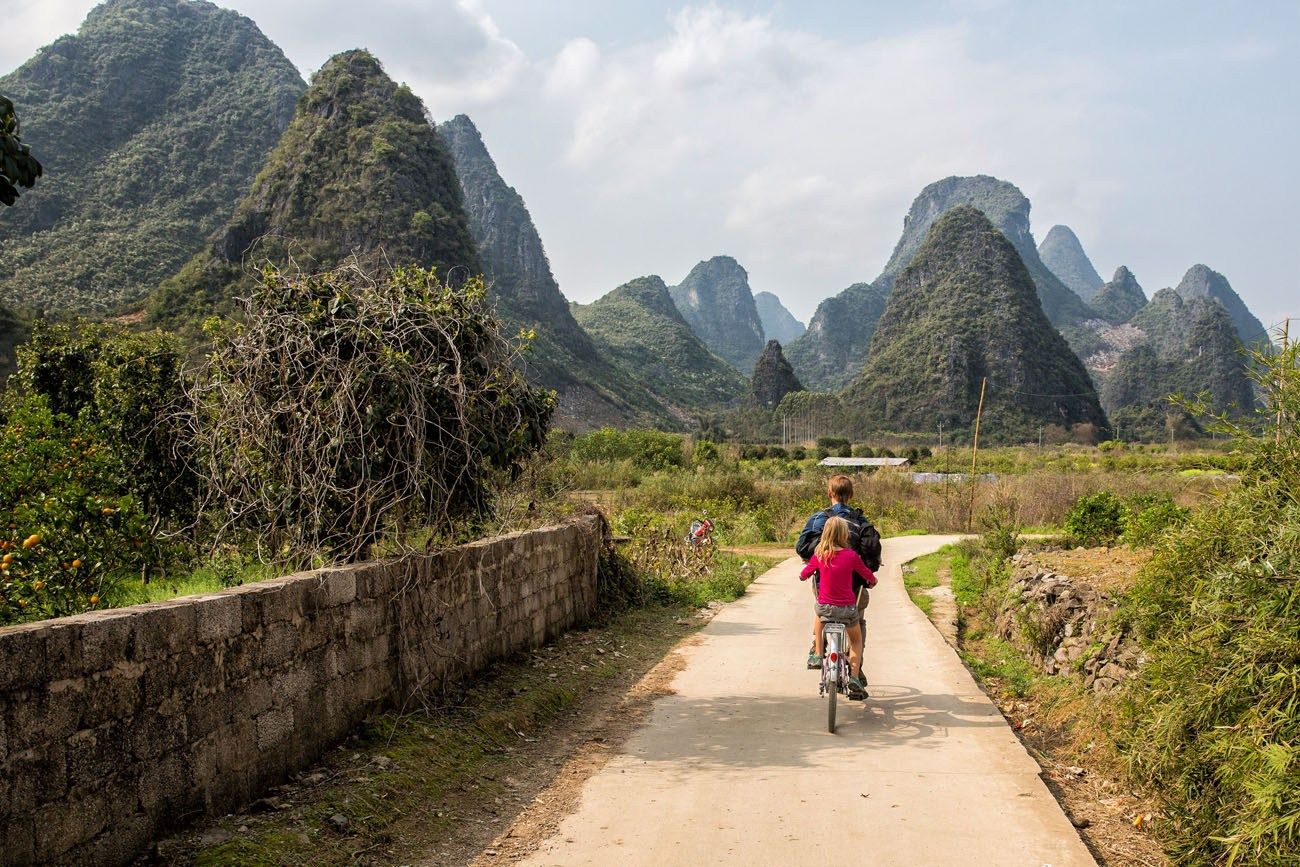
[533,11,1117,316]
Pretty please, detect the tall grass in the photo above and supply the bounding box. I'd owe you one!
[1119,343,1300,865]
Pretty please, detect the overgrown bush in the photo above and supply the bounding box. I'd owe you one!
[1121,342,1300,864]
[1064,491,1126,546]
[186,263,552,565]
[570,427,683,470]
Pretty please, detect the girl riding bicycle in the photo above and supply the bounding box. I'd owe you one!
[800,515,875,698]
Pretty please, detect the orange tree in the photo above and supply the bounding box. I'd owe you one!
[0,397,161,622]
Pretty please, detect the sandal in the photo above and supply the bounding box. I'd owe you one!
[846,677,868,699]
[807,653,822,669]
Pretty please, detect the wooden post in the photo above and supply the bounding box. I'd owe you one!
[967,377,987,533]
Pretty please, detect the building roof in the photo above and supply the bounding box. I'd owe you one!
[818,456,911,467]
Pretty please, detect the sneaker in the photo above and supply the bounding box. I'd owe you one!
[807,653,822,669]
[846,677,868,699]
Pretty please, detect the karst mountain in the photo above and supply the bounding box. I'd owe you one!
[754,292,805,345]
[1038,225,1104,301]
[788,174,1098,390]
[749,340,803,409]
[669,256,767,372]
[572,276,747,415]
[844,206,1107,439]
[1090,266,1149,325]
[1103,288,1256,428]
[437,114,672,429]
[0,0,305,313]
[1174,264,1268,345]
[785,282,889,391]
[149,49,479,328]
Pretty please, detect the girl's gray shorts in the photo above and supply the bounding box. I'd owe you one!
[815,603,859,625]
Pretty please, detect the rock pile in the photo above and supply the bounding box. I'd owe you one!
[997,554,1144,692]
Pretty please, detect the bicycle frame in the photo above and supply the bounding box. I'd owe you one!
[821,621,848,732]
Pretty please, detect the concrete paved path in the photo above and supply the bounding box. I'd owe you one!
[517,535,1097,867]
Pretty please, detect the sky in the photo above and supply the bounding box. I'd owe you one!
[3,0,1298,331]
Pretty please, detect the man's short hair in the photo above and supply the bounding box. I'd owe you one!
[828,474,854,502]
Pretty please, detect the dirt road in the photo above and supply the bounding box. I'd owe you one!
[502,535,1097,867]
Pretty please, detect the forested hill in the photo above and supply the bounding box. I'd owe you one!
[437,114,674,429]
[785,281,888,391]
[149,49,479,329]
[1174,264,1268,345]
[0,0,305,313]
[845,206,1107,440]
[572,276,747,416]
[788,174,1097,391]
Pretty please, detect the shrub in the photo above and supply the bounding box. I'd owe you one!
[766,445,788,459]
[186,264,552,565]
[789,446,806,460]
[571,427,683,470]
[692,439,721,466]
[0,397,171,623]
[1063,491,1126,546]
[852,444,875,458]
[1121,493,1190,546]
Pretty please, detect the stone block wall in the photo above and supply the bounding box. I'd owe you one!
[0,516,602,866]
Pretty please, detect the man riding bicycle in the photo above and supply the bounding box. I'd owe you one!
[795,474,882,695]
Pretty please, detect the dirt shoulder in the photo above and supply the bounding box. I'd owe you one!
[144,603,727,867]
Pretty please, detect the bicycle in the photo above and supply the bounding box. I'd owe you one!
[685,512,714,548]
[819,621,849,733]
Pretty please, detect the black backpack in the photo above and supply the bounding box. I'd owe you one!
[796,507,882,571]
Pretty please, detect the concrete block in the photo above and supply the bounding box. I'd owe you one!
[65,722,130,790]
[34,784,106,860]
[2,815,36,866]
[0,622,47,692]
[321,568,358,606]
[130,602,196,661]
[260,621,300,669]
[255,706,294,752]
[193,594,243,645]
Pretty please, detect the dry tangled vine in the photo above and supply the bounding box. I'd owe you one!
[182,261,553,566]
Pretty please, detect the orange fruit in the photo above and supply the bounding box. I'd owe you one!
[71,559,82,569]
[89,594,100,606]
[22,534,41,549]
[32,580,43,591]
[101,507,116,515]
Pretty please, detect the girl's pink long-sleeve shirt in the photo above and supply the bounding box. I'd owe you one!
[800,548,877,606]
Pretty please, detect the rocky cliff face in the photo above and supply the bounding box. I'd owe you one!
[1090,266,1148,325]
[845,206,1107,441]
[572,276,747,415]
[669,256,767,372]
[437,114,671,430]
[1174,264,1268,345]
[749,340,803,409]
[149,50,479,329]
[1102,288,1256,419]
[785,282,888,391]
[0,0,305,312]
[1038,225,1104,301]
[754,291,805,344]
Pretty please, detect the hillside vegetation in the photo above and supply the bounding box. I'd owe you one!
[150,50,478,330]
[669,256,767,372]
[572,276,747,416]
[0,0,305,312]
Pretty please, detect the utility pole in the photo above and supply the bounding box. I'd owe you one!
[1280,318,1291,446]
[1038,425,1043,449]
[967,377,987,534]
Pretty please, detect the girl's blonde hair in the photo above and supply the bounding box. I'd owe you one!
[816,515,849,562]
